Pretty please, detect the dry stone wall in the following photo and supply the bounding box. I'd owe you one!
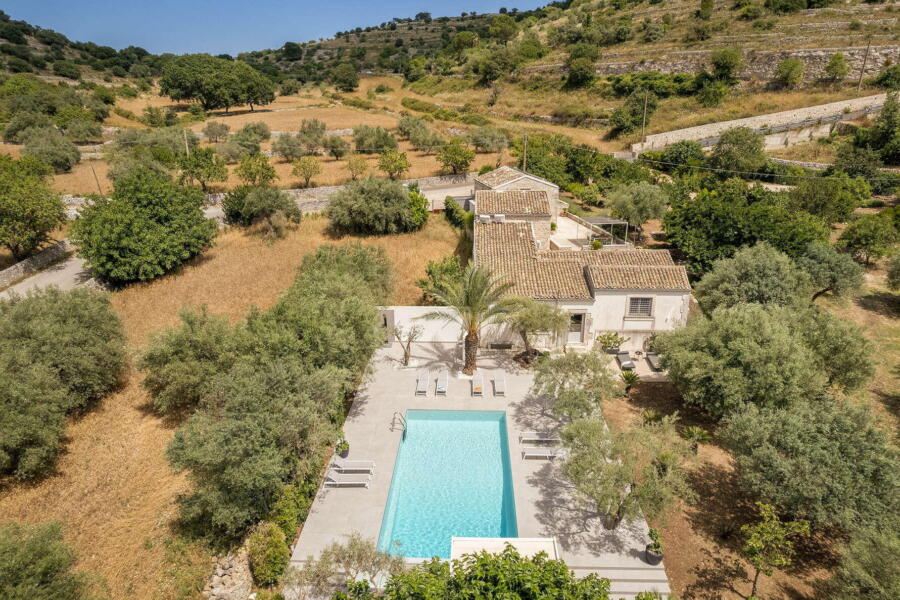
[0,240,74,289]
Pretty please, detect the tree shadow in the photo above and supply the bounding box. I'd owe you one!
[682,547,750,600]
[855,290,900,319]
[683,462,756,547]
[510,392,562,432]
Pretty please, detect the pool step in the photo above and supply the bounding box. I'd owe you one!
[569,566,671,599]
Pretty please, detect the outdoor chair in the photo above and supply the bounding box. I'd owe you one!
[324,472,371,488]
[519,431,562,444]
[493,375,506,397]
[415,368,430,396]
[471,373,484,397]
[331,457,375,474]
[436,368,449,396]
[616,351,635,371]
[521,447,565,460]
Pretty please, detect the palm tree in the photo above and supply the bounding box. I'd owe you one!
[421,262,515,375]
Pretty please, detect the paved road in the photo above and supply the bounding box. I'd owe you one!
[0,254,92,300]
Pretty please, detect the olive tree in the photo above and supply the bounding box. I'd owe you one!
[21,127,81,173]
[721,398,898,532]
[497,296,569,362]
[694,242,811,313]
[530,351,623,422]
[796,241,865,301]
[437,138,475,174]
[326,177,425,234]
[0,522,95,600]
[562,416,694,529]
[708,127,766,174]
[838,211,898,265]
[607,182,668,236]
[292,156,322,188]
[0,155,65,260]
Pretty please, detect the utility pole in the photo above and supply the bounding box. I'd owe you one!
[857,38,872,93]
[641,90,649,143]
[522,134,528,172]
[183,129,191,157]
[89,163,103,195]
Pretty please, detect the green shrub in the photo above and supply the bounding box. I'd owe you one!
[443,196,470,229]
[0,522,96,599]
[268,479,316,539]
[0,154,65,260]
[872,64,900,90]
[248,522,291,586]
[774,58,806,88]
[52,60,81,79]
[468,126,508,153]
[0,288,126,478]
[21,127,81,173]
[72,169,218,283]
[610,90,658,135]
[352,125,398,154]
[327,177,426,234]
[340,95,375,110]
[608,72,696,98]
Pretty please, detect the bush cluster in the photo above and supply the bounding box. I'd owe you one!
[0,288,126,479]
[326,177,428,234]
[144,245,391,540]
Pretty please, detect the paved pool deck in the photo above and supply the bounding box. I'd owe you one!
[290,342,670,599]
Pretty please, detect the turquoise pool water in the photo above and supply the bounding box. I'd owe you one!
[377,410,518,559]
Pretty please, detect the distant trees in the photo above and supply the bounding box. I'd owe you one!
[468,126,509,153]
[324,135,350,160]
[235,153,277,186]
[488,14,519,44]
[159,53,276,112]
[0,522,95,600]
[292,156,322,187]
[610,90,658,135]
[72,170,217,283]
[20,127,81,173]
[825,52,849,82]
[788,172,870,224]
[0,155,65,260]
[774,58,806,88]
[329,62,359,92]
[708,127,766,173]
[377,150,411,179]
[437,138,475,174]
[607,182,668,235]
[0,288,125,479]
[838,210,898,265]
[353,125,398,154]
[326,177,426,234]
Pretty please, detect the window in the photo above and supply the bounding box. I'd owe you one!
[628,297,653,317]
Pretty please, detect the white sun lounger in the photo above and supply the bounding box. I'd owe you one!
[415,368,430,396]
[493,375,506,397]
[521,447,565,460]
[324,472,371,488]
[331,456,376,474]
[519,431,562,444]
[471,373,484,397]
[436,369,449,395]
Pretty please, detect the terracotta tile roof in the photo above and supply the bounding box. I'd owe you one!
[586,265,692,291]
[473,166,559,190]
[474,190,552,217]
[474,221,689,299]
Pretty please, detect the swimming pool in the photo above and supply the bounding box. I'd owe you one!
[377,410,518,559]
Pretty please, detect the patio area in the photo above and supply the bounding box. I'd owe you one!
[289,342,671,599]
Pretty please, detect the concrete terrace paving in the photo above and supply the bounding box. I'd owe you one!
[290,342,671,599]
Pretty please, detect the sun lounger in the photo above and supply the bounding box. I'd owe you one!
[521,446,565,460]
[646,352,663,372]
[493,375,506,397]
[436,369,448,395]
[415,368,430,396]
[471,373,484,396]
[324,472,371,488]
[519,431,562,444]
[331,456,375,474]
[616,351,635,371]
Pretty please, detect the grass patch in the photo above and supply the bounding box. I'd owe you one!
[409,75,476,96]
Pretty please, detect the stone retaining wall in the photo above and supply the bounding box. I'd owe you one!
[0,240,74,289]
[632,93,885,153]
[525,45,900,83]
[204,173,476,216]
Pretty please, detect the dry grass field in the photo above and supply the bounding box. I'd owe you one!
[0,216,464,599]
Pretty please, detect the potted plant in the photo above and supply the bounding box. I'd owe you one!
[597,331,628,353]
[645,528,663,565]
[335,437,350,458]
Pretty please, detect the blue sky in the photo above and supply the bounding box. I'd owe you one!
[4,1,547,55]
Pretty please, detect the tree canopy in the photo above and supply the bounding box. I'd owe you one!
[326,177,426,234]
[0,155,64,260]
[160,54,276,111]
[72,169,218,283]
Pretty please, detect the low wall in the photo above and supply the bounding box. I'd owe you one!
[632,94,885,153]
[0,240,74,289]
[204,173,476,216]
[382,305,517,346]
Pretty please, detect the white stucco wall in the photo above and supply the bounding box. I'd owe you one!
[379,306,518,346]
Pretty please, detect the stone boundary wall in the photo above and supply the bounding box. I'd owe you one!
[770,156,900,173]
[524,45,900,83]
[203,173,476,216]
[0,240,74,289]
[632,93,885,153]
